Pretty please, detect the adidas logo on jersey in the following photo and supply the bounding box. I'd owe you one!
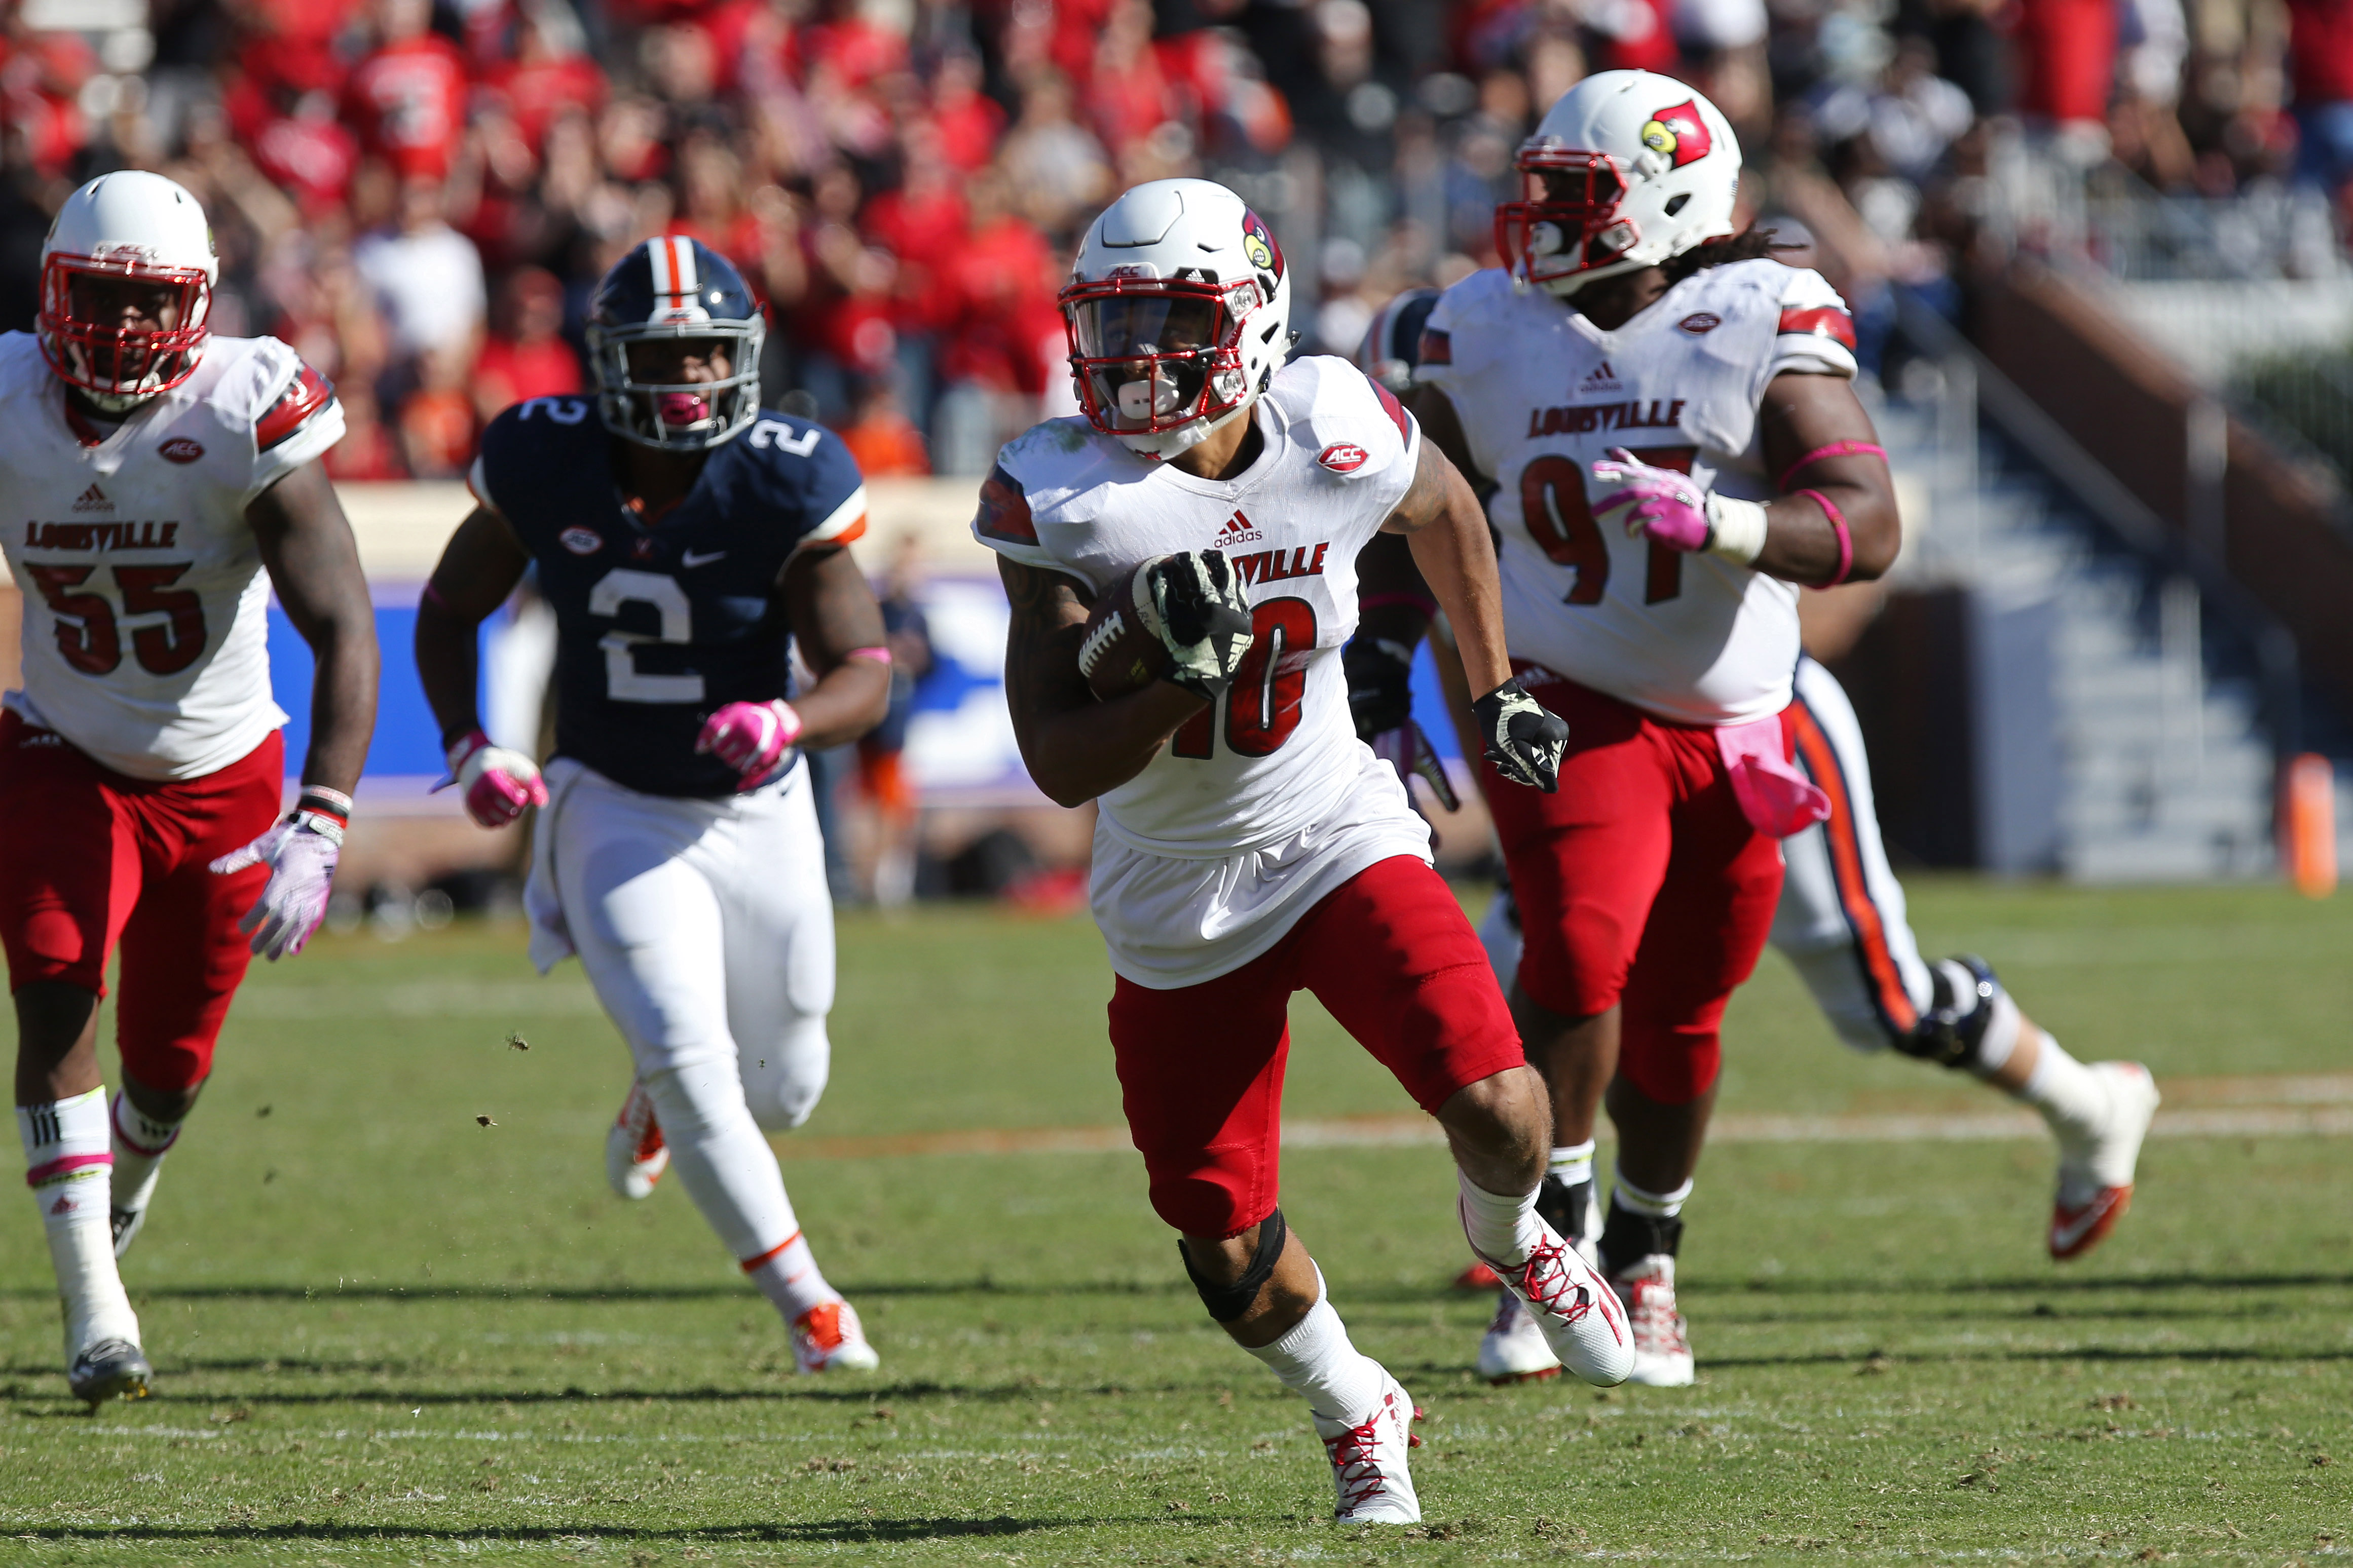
[1577,362,1622,394]
[71,484,113,514]
[1216,509,1263,547]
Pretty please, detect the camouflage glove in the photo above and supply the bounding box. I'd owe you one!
[1138,550,1255,701]
[1473,677,1568,793]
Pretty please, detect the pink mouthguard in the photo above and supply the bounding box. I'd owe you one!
[657,392,710,426]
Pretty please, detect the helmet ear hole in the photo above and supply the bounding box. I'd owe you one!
[1665,194,1690,216]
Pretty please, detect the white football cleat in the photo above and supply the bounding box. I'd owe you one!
[1476,1289,1562,1384]
[791,1299,879,1373]
[2050,1061,2160,1261]
[109,1205,147,1260]
[1470,1214,1632,1387]
[1611,1254,1695,1387]
[605,1081,669,1200]
[1315,1369,1422,1523]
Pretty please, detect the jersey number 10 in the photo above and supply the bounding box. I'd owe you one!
[1170,597,1316,761]
[1522,448,1698,606]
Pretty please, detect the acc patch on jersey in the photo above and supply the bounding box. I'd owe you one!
[1678,313,1721,335]
[560,526,603,555]
[1318,442,1369,474]
[1641,100,1712,169]
[158,437,204,463]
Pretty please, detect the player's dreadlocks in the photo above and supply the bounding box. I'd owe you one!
[1662,226,1797,287]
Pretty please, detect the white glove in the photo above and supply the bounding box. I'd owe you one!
[209,795,346,961]
[439,728,548,828]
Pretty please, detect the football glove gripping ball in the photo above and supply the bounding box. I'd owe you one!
[442,729,549,828]
[697,699,804,791]
[1474,678,1568,793]
[1137,550,1255,702]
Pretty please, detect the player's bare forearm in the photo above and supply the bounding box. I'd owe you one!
[1753,372,1901,585]
[997,557,1206,808]
[415,505,530,749]
[247,462,379,794]
[1381,439,1511,697]
[779,544,891,749]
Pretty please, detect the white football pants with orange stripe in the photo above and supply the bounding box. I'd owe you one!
[1768,655,1936,1051]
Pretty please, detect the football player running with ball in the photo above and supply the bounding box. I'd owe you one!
[415,237,891,1375]
[2,173,379,1405]
[976,178,1632,1527]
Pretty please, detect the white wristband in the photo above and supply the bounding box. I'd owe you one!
[1703,493,1769,565]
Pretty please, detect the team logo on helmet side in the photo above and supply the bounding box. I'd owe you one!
[1242,211,1282,280]
[1640,101,1712,169]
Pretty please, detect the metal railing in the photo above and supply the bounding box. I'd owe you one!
[1891,289,2303,764]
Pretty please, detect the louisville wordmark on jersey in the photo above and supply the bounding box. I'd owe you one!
[0,333,343,779]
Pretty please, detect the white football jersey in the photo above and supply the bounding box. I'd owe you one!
[0,332,345,780]
[976,356,1432,986]
[1417,258,1858,726]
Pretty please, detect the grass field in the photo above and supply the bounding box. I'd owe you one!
[2,877,2348,1565]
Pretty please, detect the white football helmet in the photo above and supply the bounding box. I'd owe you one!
[1496,71,1740,297]
[39,171,219,412]
[1060,178,1293,460]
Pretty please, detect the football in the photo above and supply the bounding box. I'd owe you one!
[1077,558,1170,701]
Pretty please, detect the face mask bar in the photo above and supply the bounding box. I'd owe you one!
[38,254,213,403]
[1493,147,1641,289]
[586,316,767,451]
[1060,275,1260,438]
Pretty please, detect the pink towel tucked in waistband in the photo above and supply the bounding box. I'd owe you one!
[1716,714,1830,839]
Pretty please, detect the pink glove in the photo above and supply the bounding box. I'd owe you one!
[209,810,342,961]
[441,729,548,828]
[1590,447,1711,551]
[696,699,804,791]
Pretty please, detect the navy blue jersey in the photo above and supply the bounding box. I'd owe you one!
[473,396,869,797]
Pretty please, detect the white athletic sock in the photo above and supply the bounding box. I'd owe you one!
[1938,959,2025,1076]
[19,1088,138,1354]
[1245,1269,1386,1426]
[109,1092,183,1219]
[1547,1140,1596,1188]
[744,1232,840,1321]
[1612,1169,1694,1219]
[639,1063,828,1321]
[2012,1032,2111,1151]
[1456,1168,1545,1267]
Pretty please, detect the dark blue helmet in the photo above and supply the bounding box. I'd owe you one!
[1354,286,1442,394]
[585,236,766,451]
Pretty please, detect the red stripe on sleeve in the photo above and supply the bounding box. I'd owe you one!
[1416,328,1451,366]
[1776,307,1858,350]
[256,363,337,451]
[1369,376,1413,442]
[975,465,1036,545]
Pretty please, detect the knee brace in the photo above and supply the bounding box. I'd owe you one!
[1178,1207,1288,1322]
[1897,957,2020,1074]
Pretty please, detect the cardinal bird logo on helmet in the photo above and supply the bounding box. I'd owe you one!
[1242,212,1283,282]
[1639,100,1712,169]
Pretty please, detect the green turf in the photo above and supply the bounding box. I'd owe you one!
[2,878,2348,1564]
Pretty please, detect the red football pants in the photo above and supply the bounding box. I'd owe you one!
[1483,677,1785,1106]
[1107,854,1525,1238]
[0,710,283,1091]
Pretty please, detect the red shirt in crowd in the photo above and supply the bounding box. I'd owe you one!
[475,336,585,415]
[862,182,969,335]
[345,32,469,180]
[485,50,607,151]
[940,216,1056,392]
[2012,0,2117,125]
[2289,0,2353,105]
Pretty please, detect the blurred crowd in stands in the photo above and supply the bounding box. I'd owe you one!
[0,0,2344,479]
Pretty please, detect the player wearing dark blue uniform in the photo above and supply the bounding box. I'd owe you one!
[415,236,893,1375]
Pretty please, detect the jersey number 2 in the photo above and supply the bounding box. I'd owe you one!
[1521,449,1697,605]
[20,562,207,676]
[1172,597,1315,760]
[590,568,704,703]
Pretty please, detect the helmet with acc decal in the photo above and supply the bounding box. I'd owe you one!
[586,236,767,451]
[39,171,219,412]
[1060,179,1293,460]
[1497,71,1740,298]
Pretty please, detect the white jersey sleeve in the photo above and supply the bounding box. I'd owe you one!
[1766,267,1859,381]
[213,336,348,501]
